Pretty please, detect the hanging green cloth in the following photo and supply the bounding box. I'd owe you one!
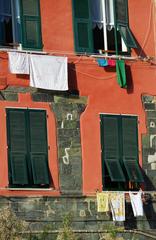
[116,60,127,88]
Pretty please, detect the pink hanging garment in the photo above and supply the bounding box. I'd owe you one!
[108,59,116,67]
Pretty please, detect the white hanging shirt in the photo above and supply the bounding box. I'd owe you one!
[109,192,125,221]
[8,51,29,74]
[29,54,68,91]
[129,192,144,217]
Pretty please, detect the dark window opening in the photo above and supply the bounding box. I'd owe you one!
[107,28,122,52]
[93,26,104,52]
[3,18,13,45]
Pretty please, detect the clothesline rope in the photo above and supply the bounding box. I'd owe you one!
[1,48,156,64]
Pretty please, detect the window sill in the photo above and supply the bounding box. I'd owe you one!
[6,187,54,191]
[0,48,47,55]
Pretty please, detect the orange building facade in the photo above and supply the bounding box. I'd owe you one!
[0,0,156,238]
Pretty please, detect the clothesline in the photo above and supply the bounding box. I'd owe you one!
[0,48,155,63]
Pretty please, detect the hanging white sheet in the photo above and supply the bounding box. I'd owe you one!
[8,51,29,74]
[129,192,144,217]
[29,54,68,91]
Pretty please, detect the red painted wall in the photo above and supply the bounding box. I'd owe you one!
[0,0,155,195]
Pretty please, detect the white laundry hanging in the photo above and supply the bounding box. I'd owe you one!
[29,54,68,91]
[129,191,144,217]
[109,192,125,221]
[8,51,29,74]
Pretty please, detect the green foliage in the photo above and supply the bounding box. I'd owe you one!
[0,207,27,240]
[56,214,78,240]
[100,225,125,240]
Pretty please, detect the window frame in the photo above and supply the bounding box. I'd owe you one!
[100,114,143,191]
[0,0,42,50]
[72,0,137,54]
[6,108,50,188]
[19,0,43,50]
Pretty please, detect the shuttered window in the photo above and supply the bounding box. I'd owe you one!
[0,0,42,50]
[100,114,143,190]
[6,109,50,188]
[72,0,93,53]
[20,0,42,49]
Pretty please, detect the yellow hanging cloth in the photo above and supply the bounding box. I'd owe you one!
[96,192,109,212]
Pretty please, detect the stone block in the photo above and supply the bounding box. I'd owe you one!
[144,103,155,110]
[32,93,54,102]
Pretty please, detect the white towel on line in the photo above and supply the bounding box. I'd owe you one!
[8,51,29,74]
[29,54,68,91]
[129,192,144,217]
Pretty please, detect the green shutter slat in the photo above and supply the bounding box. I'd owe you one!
[29,110,48,153]
[7,109,27,152]
[122,116,138,158]
[20,0,42,49]
[102,116,120,159]
[31,153,50,185]
[123,159,144,182]
[101,115,125,182]
[118,26,137,48]
[115,0,128,25]
[105,159,126,182]
[10,153,29,185]
[115,0,137,49]
[29,110,50,185]
[7,109,29,186]
[116,60,127,88]
[122,116,144,182]
[72,0,93,53]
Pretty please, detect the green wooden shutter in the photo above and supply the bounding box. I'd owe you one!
[20,0,42,50]
[122,116,144,182]
[114,0,137,48]
[72,0,93,53]
[10,153,29,185]
[100,115,126,182]
[28,110,50,185]
[31,154,50,184]
[6,109,29,185]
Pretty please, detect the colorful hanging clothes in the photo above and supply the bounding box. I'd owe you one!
[97,59,108,67]
[108,59,116,66]
[97,192,109,212]
[109,192,125,221]
[129,192,144,217]
[116,59,127,88]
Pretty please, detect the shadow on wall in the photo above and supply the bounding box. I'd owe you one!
[125,171,156,230]
[68,63,78,93]
[133,36,147,59]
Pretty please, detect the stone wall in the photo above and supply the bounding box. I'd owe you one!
[142,95,156,190]
[1,195,156,240]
